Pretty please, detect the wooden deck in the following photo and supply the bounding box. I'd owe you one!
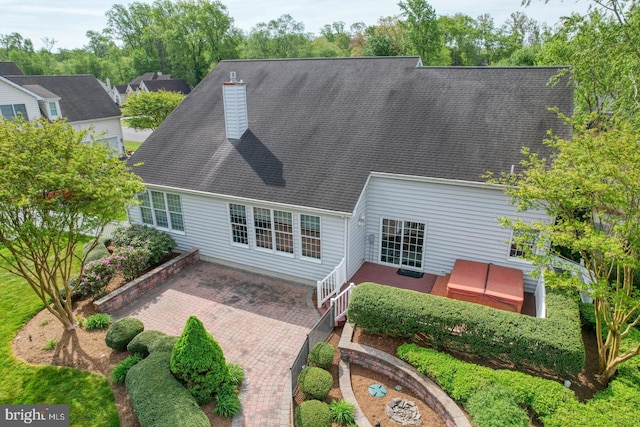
[347,262,536,317]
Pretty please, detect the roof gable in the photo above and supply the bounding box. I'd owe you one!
[129,57,572,213]
[6,75,121,122]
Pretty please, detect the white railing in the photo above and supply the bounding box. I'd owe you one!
[331,282,355,323]
[534,274,546,318]
[316,257,346,308]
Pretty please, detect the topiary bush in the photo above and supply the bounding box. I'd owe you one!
[127,330,168,357]
[296,400,332,427]
[126,349,209,427]
[85,313,112,330]
[298,366,333,400]
[105,317,144,351]
[111,354,142,384]
[111,224,176,266]
[170,316,228,405]
[308,342,335,370]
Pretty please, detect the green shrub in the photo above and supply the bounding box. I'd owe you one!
[329,399,356,425]
[348,282,584,377]
[75,258,115,299]
[226,363,245,388]
[42,338,57,350]
[109,245,151,281]
[170,316,228,405]
[150,335,179,353]
[213,385,241,418]
[111,354,142,384]
[308,342,335,370]
[105,317,144,351]
[127,330,167,357]
[397,343,577,424]
[126,350,209,427]
[111,224,176,266]
[466,385,529,427]
[296,400,332,427]
[85,313,112,330]
[298,367,333,400]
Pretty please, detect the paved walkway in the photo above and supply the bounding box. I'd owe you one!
[113,261,320,426]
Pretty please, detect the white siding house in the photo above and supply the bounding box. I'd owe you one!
[127,57,573,317]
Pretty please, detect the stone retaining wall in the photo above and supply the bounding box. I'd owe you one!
[339,322,471,427]
[94,248,200,314]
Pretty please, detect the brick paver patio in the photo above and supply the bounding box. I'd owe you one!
[112,260,320,426]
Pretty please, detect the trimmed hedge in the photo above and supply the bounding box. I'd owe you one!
[397,343,577,425]
[110,354,142,384]
[466,384,529,427]
[126,350,209,427]
[296,400,332,427]
[307,342,335,370]
[348,282,584,376]
[127,330,168,357]
[298,367,333,400]
[105,317,144,351]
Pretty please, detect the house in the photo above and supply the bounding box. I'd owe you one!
[0,64,126,156]
[126,57,572,317]
[116,72,191,106]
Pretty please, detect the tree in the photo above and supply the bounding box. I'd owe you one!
[0,117,144,329]
[498,120,640,384]
[242,14,311,59]
[398,0,444,64]
[121,90,185,131]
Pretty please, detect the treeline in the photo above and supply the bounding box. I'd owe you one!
[0,0,551,88]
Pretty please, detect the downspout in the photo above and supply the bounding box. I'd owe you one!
[344,216,349,283]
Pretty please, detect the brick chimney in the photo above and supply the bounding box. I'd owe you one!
[222,72,248,140]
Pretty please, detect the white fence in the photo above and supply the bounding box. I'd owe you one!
[316,257,346,308]
[331,282,355,323]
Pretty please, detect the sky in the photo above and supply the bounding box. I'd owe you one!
[0,0,590,51]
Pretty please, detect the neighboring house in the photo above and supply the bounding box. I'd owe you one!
[117,72,191,106]
[127,57,572,317]
[0,61,24,76]
[0,65,125,156]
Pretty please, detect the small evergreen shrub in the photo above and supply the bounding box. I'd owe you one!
[308,342,335,370]
[127,330,167,357]
[111,224,176,266]
[105,317,144,350]
[75,258,115,299]
[150,335,179,353]
[296,400,332,427]
[111,354,142,384]
[170,316,228,405]
[109,245,151,281]
[298,367,333,400]
[213,385,241,418]
[329,399,356,425]
[85,313,112,330]
[84,243,112,263]
[226,363,245,388]
[466,385,529,427]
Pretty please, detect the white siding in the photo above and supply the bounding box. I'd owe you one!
[72,117,124,155]
[0,80,41,120]
[346,184,368,279]
[130,188,347,284]
[364,176,550,293]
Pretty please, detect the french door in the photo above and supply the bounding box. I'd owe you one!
[380,219,425,269]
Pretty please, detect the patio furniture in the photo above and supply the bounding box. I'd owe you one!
[446,259,524,313]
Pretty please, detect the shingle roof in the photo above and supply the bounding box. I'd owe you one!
[142,79,191,94]
[0,61,23,76]
[7,75,121,122]
[128,57,573,214]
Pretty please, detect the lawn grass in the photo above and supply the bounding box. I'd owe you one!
[125,140,142,153]
[0,248,120,426]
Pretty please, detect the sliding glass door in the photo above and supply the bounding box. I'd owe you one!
[380,219,425,269]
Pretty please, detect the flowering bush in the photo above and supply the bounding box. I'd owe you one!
[110,246,151,281]
[75,258,115,299]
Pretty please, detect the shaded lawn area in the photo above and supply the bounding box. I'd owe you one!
[125,140,142,153]
[0,248,119,426]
